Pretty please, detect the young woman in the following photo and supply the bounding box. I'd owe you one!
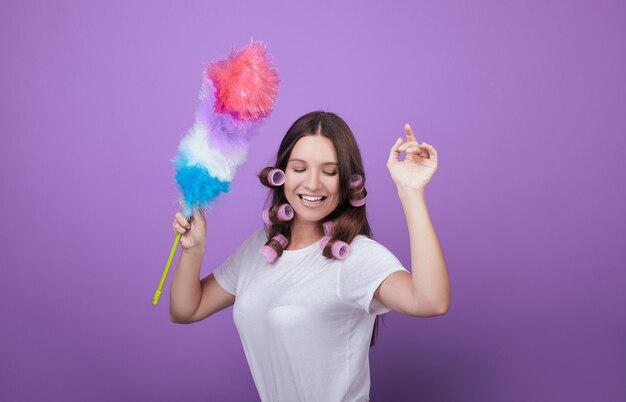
[169,111,450,401]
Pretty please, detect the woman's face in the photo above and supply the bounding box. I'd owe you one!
[284,135,340,225]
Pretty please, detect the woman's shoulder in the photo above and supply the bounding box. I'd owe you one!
[348,234,405,263]
[349,234,390,255]
[342,234,406,273]
[227,227,266,256]
[242,227,267,248]
[350,234,379,247]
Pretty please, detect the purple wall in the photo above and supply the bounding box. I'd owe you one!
[1,1,624,401]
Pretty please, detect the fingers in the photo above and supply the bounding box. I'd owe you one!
[398,140,419,151]
[173,212,191,234]
[389,124,438,163]
[387,137,404,165]
[404,124,416,141]
[176,212,191,227]
[173,221,188,234]
[402,124,427,156]
[422,142,438,161]
[398,140,427,156]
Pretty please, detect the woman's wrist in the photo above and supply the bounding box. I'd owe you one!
[397,186,426,198]
[181,245,206,256]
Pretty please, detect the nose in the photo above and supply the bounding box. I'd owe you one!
[304,170,321,192]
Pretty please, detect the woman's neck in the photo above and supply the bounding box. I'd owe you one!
[287,219,323,250]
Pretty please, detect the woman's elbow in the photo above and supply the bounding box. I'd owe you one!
[169,312,193,324]
[436,306,449,316]
[436,300,450,316]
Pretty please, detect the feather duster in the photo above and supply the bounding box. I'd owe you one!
[154,41,279,304]
[174,41,279,218]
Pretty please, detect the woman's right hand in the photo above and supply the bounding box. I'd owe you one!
[173,210,207,253]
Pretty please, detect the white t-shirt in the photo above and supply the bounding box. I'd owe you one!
[213,228,408,402]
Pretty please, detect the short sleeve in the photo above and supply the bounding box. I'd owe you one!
[212,251,241,296]
[213,229,264,296]
[339,236,409,315]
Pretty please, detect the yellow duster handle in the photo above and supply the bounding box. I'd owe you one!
[153,232,182,305]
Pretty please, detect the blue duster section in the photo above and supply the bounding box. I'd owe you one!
[174,154,231,218]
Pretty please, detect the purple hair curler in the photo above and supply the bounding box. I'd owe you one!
[268,168,286,186]
[262,203,293,225]
[319,235,331,250]
[262,208,271,226]
[277,203,294,221]
[322,221,334,236]
[259,245,278,263]
[331,240,350,260]
[272,233,288,248]
[350,196,366,207]
[349,174,363,190]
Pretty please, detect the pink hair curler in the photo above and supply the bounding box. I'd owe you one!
[272,233,288,248]
[277,203,294,221]
[319,235,331,250]
[267,168,286,186]
[262,203,293,225]
[262,208,271,226]
[322,221,334,236]
[331,240,350,260]
[349,174,363,190]
[350,196,366,207]
[259,245,278,263]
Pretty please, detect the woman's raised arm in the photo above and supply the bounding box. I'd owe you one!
[375,124,450,316]
[169,211,235,324]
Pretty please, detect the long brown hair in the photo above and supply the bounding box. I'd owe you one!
[258,110,384,346]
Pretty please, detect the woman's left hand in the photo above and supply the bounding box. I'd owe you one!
[387,124,438,192]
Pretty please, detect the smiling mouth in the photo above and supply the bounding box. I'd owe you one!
[298,194,327,203]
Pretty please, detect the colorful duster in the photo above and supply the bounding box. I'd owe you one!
[175,42,280,218]
[154,42,279,304]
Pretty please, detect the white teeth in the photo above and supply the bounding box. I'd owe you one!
[301,195,323,201]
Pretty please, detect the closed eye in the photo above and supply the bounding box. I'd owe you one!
[292,168,337,176]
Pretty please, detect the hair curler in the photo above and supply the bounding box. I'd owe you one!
[276,203,294,221]
[322,221,334,236]
[349,197,366,207]
[272,233,288,248]
[262,203,294,225]
[260,245,278,263]
[320,235,332,250]
[267,168,286,186]
[259,233,289,263]
[262,208,272,226]
[349,174,363,190]
[320,235,350,260]
[331,240,350,260]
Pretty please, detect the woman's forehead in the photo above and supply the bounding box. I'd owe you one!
[289,136,337,162]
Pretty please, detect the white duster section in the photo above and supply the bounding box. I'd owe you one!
[177,122,248,182]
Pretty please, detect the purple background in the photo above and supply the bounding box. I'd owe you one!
[1,1,624,401]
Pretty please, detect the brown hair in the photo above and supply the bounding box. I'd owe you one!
[257,110,384,346]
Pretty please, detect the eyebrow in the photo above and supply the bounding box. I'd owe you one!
[288,158,338,166]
